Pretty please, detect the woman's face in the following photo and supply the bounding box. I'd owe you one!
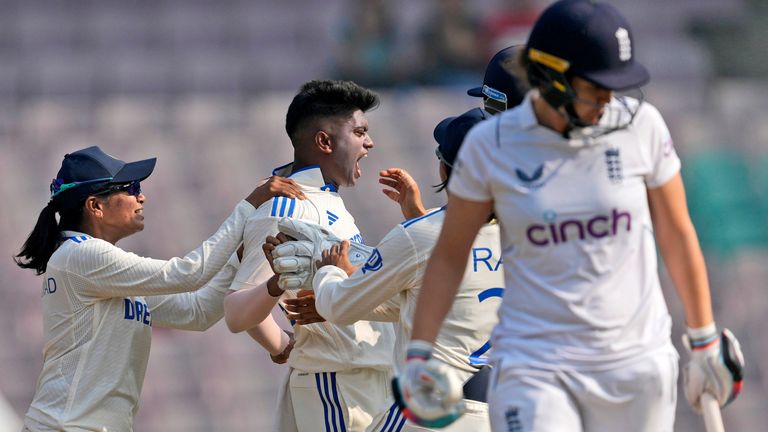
[570,77,614,125]
[98,190,146,241]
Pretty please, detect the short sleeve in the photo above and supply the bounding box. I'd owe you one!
[642,103,681,188]
[447,122,494,202]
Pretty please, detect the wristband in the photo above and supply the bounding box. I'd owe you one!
[687,322,718,351]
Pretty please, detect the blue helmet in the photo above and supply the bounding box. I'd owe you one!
[525,0,649,109]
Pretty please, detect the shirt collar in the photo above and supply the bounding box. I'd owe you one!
[271,163,338,192]
[61,231,93,242]
[513,91,599,148]
[516,92,540,130]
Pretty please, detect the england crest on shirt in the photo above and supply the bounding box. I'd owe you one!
[605,148,623,183]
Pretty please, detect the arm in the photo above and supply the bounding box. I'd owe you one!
[224,276,282,333]
[380,168,427,219]
[146,252,239,331]
[224,233,289,332]
[308,225,421,325]
[75,200,255,299]
[409,195,492,343]
[75,177,303,299]
[244,314,291,355]
[651,174,746,410]
[648,173,713,328]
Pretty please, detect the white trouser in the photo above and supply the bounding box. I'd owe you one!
[366,399,490,432]
[488,348,678,432]
[285,367,392,432]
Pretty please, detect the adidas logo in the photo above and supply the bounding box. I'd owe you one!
[327,211,339,226]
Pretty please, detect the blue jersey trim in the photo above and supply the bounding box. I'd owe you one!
[401,206,446,228]
[320,183,338,193]
[270,197,297,218]
[66,235,90,244]
[287,198,296,217]
[271,162,293,176]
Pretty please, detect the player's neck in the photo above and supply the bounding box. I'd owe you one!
[290,155,319,174]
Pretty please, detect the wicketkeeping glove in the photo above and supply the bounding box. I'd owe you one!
[392,340,466,428]
[271,240,314,290]
[272,218,374,291]
[682,323,744,412]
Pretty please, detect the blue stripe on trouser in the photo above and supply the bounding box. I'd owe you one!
[323,373,340,432]
[394,415,406,432]
[270,198,279,216]
[380,403,398,431]
[279,197,288,216]
[330,372,347,431]
[315,373,332,432]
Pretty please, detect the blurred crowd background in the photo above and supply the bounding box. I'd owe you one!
[1,0,766,430]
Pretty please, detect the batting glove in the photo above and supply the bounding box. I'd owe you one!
[274,218,373,290]
[392,340,465,428]
[682,323,744,412]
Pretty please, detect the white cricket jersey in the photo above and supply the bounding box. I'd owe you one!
[449,94,680,371]
[24,201,254,432]
[313,208,504,382]
[231,164,395,373]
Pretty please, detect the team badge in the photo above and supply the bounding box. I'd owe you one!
[361,249,383,274]
[615,27,632,61]
[605,148,623,183]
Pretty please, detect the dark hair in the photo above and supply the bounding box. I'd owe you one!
[15,201,89,275]
[285,80,379,144]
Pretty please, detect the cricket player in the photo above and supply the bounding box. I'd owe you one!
[466,45,527,116]
[399,1,745,431]
[275,110,501,432]
[15,146,299,432]
[222,80,396,432]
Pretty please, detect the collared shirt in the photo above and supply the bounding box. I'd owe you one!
[450,94,680,370]
[231,165,395,373]
[25,201,254,432]
[313,208,504,382]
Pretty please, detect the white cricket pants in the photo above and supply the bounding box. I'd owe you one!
[488,348,678,432]
[365,399,490,432]
[286,367,392,432]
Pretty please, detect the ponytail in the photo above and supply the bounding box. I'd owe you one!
[15,202,76,275]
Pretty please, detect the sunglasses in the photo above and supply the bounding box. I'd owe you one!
[93,181,142,197]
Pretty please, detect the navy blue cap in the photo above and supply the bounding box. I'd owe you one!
[50,146,156,207]
[527,0,649,90]
[433,108,488,167]
[467,45,527,107]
